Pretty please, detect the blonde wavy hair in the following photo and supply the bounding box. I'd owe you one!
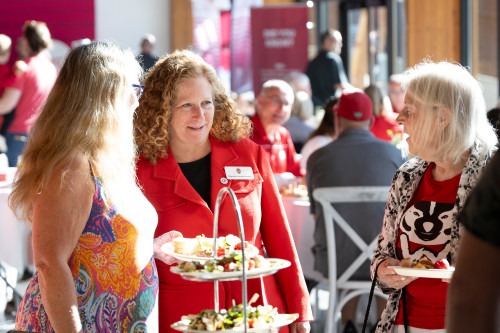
[9,42,142,223]
[135,49,251,165]
[402,60,498,164]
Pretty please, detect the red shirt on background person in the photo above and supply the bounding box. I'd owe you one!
[0,64,16,131]
[249,80,304,177]
[9,54,56,134]
[371,115,403,143]
[0,34,20,134]
[364,84,403,143]
[0,21,57,166]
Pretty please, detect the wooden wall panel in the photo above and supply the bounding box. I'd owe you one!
[171,0,193,51]
[406,0,461,67]
[477,0,497,76]
[349,9,369,89]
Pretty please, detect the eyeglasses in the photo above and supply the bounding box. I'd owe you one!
[132,84,144,100]
[264,95,290,107]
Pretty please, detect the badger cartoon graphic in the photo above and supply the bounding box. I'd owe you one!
[397,201,455,263]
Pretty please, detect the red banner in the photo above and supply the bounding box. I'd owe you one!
[230,0,263,94]
[250,5,309,95]
[0,0,95,67]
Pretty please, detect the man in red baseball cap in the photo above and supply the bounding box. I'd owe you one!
[335,88,374,122]
[306,88,406,333]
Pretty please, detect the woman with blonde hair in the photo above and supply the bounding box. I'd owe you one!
[371,60,497,333]
[11,42,166,332]
[135,49,313,333]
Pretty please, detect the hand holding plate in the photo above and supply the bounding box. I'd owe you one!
[154,230,184,265]
[290,321,311,333]
[378,258,418,289]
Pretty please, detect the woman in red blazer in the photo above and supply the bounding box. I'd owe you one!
[135,49,313,333]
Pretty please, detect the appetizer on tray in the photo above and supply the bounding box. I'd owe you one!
[161,234,259,262]
[170,253,291,281]
[171,294,298,332]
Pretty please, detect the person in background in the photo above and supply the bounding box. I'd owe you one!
[10,42,173,333]
[285,71,322,108]
[0,35,28,152]
[371,61,497,333]
[364,84,403,143]
[0,20,57,167]
[486,106,500,140]
[388,74,405,113]
[232,90,255,118]
[250,79,303,176]
[447,152,500,333]
[283,90,316,154]
[135,49,313,333]
[137,33,159,73]
[446,153,500,333]
[300,97,338,170]
[283,71,317,153]
[306,29,350,107]
[0,34,17,153]
[307,90,405,333]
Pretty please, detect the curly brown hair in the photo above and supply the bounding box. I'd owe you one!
[134,49,251,165]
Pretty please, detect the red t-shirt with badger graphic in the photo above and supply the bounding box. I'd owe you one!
[394,163,461,329]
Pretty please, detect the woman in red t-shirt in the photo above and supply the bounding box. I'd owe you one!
[370,60,498,333]
[0,21,57,166]
[364,84,403,144]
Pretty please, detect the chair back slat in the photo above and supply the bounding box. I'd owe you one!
[312,186,390,333]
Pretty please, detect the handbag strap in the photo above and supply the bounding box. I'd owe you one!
[402,287,409,333]
[361,260,384,333]
[361,261,409,333]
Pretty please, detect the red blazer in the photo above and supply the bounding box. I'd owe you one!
[249,115,304,177]
[136,136,313,332]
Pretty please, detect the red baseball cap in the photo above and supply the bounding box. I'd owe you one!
[336,89,373,121]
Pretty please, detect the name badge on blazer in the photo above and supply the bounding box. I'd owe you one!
[224,166,254,180]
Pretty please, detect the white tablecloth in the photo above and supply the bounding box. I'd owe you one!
[281,196,324,282]
[0,184,32,278]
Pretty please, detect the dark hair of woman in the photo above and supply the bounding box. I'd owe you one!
[307,97,338,141]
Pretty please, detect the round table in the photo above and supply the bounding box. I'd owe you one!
[281,195,324,282]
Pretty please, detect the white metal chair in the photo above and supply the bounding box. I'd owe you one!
[312,186,390,333]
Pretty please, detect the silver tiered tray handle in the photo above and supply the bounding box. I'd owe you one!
[212,186,249,333]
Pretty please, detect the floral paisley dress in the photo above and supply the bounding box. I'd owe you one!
[15,167,159,333]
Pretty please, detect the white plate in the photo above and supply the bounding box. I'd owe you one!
[171,313,299,332]
[170,258,291,281]
[161,241,260,262]
[389,266,455,279]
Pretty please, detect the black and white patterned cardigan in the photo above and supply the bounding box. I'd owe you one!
[370,141,495,333]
